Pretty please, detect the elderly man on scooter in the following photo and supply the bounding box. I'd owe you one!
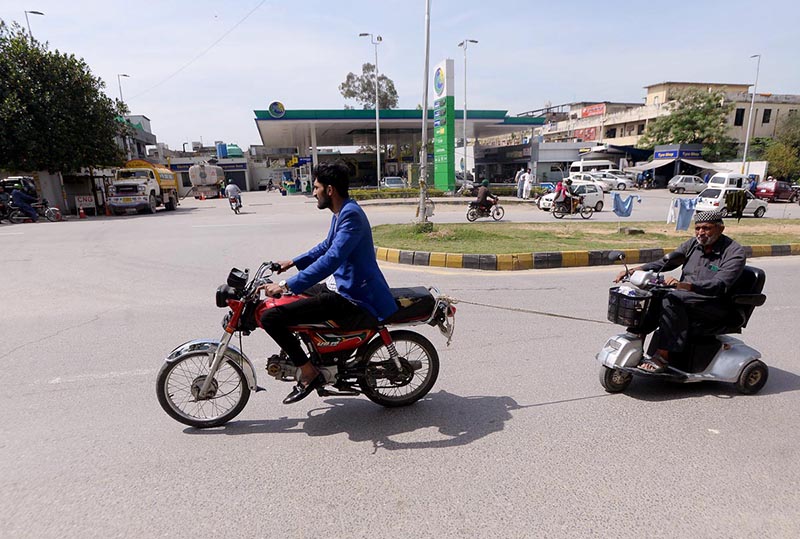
[614,211,746,373]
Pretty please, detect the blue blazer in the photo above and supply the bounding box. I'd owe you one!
[287,198,398,321]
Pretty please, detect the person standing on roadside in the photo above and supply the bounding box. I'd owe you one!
[515,166,525,198]
[522,168,533,200]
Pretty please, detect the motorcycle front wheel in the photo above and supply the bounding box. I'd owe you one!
[156,353,250,428]
[45,207,62,222]
[359,330,439,407]
[491,206,505,221]
[580,206,594,219]
[466,208,478,222]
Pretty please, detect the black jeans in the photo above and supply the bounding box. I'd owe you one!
[639,290,730,354]
[260,284,377,366]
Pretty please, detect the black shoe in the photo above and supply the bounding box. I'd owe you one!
[283,373,325,405]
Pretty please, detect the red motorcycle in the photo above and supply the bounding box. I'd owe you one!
[156,262,457,428]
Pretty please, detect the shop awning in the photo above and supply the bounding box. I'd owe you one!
[680,158,724,171]
[626,158,676,172]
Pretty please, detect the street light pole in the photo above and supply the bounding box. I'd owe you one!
[417,0,431,223]
[359,33,382,187]
[24,10,44,43]
[117,73,130,104]
[741,54,761,175]
[458,39,478,188]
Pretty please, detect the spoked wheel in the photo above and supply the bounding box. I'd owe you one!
[9,210,27,224]
[735,360,768,395]
[552,205,565,219]
[580,206,594,219]
[466,208,478,222]
[491,205,505,221]
[156,354,250,428]
[359,330,439,407]
[599,366,633,393]
[45,207,62,222]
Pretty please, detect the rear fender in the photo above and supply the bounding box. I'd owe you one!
[165,339,258,391]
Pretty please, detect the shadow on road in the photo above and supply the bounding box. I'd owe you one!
[184,390,547,451]
[620,366,800,402]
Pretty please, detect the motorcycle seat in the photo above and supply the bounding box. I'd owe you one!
[384,287,436,324]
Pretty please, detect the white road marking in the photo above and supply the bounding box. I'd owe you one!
[0,232,24,236]
[708,429,720,434]
[191,222,276,228]
[47,368,156,385]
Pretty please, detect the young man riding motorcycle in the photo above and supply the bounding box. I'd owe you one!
[257,161,398,404]
[475,179,498,211]
[224,179,242,206]
[614,210,746,373]
[11,182,39,222]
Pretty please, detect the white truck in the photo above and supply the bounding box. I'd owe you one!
[108,159,179,215]
[189,162,226,199]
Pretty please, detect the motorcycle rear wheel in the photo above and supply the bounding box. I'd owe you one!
[156,353,250,428]
[9,210,26,224]
[466,208,478,222]
[359,330,439,407]
[491,206,505,221]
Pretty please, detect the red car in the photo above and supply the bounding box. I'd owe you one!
[755,180,798,202]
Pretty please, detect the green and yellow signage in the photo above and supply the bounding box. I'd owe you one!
[432,59,455,191]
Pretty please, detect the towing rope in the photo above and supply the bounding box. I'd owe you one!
[451,298,612,325]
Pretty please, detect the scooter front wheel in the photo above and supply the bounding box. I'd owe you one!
[156,353,250,428]
[735,360,768,395]
[599,366,632,393]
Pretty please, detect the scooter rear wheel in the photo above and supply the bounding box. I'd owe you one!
[599,366,632,393]
[735,360,768,394]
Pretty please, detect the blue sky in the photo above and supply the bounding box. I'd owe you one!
[2,0,798,150]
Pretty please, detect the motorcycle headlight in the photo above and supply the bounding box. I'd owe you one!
[216,284,237,308]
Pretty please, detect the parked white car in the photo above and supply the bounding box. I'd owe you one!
[695,187,767,218]
[668,175,707,194]
[589,171,635,192]
[538,181,605,212]
[381,176,406,189]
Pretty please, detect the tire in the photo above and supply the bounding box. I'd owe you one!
[719,208,728,218]
[156,354,250,428]
[44,207,61,222]
[491,205,505,221]
[754,206,766,218]
[466,208,478,222]
[735,360,768,395]
[580,206,594,219]
[617,183,627,191]
[594,201,604,212]
[675,187,685,194]
[359,330,439,407]
[9,210,26,224]
[790,194,798,203]
[146,194,157,214]
[599,367,633,393]
[164,195,176,211]
[552,205,565,219]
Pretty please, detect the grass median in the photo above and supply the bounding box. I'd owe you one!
[372,219,800,254]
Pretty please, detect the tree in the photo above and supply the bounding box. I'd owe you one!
[339,63,398,110]
[0,21,127,173]
[637,88,737,161]
[776,111,800,153]
[763,141,800,180]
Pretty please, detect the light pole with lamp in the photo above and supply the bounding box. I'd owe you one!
[117,73,130,104]
[359,33,383,187]
[457,38,478,189]
[417,0,431,224]
[741,54,761,175]
[24,10,44,43]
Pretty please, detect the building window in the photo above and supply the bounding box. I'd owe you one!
[637,124,645,135]
[605,127,617,138]
[734,108,745,126]
[762,109,772,124]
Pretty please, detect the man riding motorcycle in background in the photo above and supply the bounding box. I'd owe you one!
[224,179,242,207]
[11,180,39,222]
[475,179,498,211]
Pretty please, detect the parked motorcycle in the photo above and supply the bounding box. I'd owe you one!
[552,196,593,219]
[597,251,768,394]
[156,262,457,428]
[8,198,62,223]
[466,198,504,222]
[229,196,242,214]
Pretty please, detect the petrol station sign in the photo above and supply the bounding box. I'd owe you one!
[432,59,455,191]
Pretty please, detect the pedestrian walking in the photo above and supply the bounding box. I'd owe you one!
[515,166,525,198]
[522,168,533,200]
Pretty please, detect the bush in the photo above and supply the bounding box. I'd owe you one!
[351,188,446,200]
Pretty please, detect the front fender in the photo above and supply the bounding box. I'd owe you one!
[165,339,258,391]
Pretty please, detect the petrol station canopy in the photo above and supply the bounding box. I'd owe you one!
[253,108,544,150]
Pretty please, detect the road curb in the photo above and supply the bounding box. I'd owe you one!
[375,244,800,271]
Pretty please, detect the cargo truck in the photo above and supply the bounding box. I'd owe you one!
[108,159,179,215]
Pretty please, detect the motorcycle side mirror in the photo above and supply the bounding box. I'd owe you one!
[663,252,686,264]
[608,250,625,262]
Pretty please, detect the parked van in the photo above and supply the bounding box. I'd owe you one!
[569,160,616,174]
[707,172,747,189]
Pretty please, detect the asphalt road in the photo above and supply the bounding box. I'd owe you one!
[2,193,799,538]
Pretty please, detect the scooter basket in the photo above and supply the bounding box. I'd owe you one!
[607,287,652,327]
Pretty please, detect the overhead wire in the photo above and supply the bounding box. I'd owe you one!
[129,0,269,100]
